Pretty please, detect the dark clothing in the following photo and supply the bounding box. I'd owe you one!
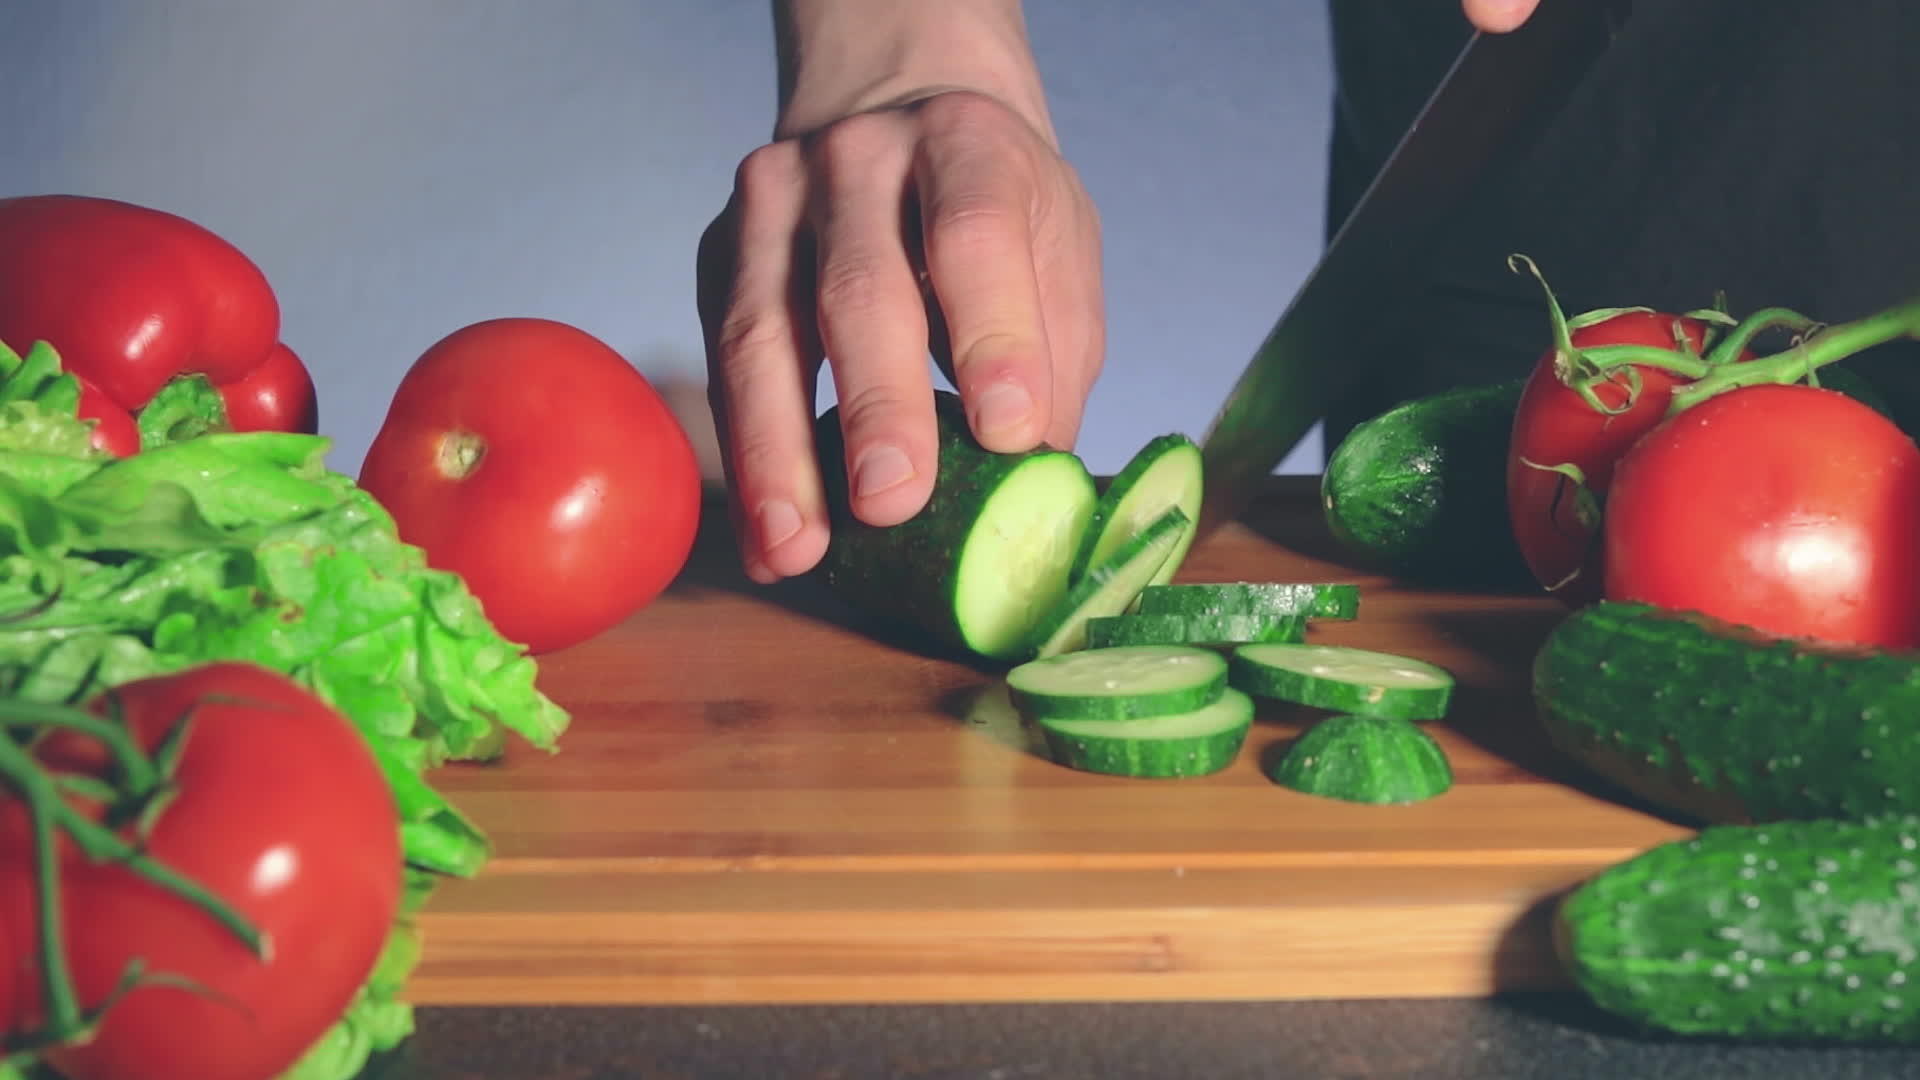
[1321,0,1920,447]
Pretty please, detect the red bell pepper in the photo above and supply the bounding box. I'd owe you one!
[0,194,318,455]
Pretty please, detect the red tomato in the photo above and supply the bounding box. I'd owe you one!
[1603,384,1920,648]
[74,373,139,458]
[0,663,401,1080]
[1506,310,1735,604]
[358,318,702,654]
[217,341,319,434]
[0,196,280,410]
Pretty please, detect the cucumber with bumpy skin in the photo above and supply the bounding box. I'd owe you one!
[1230,643,1454,720]
[1534,601,1920,824]
[1006,644,1226,721]
[815,391,1097,661]
[1039,688,1254,778]
[1070,433,1203,587]
[1320,380,1533,589]
[1084,613,1305,649]
[1557,815,1920,1043]
[1026,506,1193,659]
[1134,582,1359,621]
[1267,713,1452,804]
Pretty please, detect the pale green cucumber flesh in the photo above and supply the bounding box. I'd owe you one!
[1230,643,1454,719]
[1084,613,1306,649]
[1266,713,1452,804]
[1006,644,1226,721]
[1135,582,1360,620]
[1040,688,1254,778]
[1557,815,1920,1043]
[1070,434,1203,587]
[1027,506,1193,659]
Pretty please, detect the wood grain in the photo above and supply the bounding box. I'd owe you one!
[411,478,1689,1005]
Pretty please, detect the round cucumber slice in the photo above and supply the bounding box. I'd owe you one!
[1267,712,1452,804]
[1084,613,1306,649]
[1006,644,1226,721]
[1229,643,1453,719]
[1134,582,1360,620]
[1040,688,1254,778]
[1070,434,1204,587]
[1026,506,1193,659]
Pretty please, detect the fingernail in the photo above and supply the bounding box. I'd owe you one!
[973,381,1033,437]
[756,498,802,552]
[853,445,914,499]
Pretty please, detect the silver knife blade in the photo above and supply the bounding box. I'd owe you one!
[1195,0,1621,536]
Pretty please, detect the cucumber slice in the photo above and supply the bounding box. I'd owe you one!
[1134,581,1360,620]
[1006,644,1226,721]
[815,391,1098,661]
[1229,643,1453,720]
[1040,688,1255,778]
[1084,613,1306,649]
[1026,506,1193,659]
[1069,434,1203,587]
[1266,712,1452,803]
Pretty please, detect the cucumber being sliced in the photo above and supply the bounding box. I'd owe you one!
[1230,643,1453,720]
[814,391,1098,661]
[1084,613,1306,649]
[1266,712,1452,804]
[1039,688,1254,778]
[1006,644,1226,721]
[1069,434,1203,587]
[1026,506,1194,659]
[1134,582,1360,620]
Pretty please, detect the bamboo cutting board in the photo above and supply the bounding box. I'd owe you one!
[410,479,1689,1005]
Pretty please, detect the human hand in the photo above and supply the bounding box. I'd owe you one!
[698,87,1103,584]
[1461,0,1542,33]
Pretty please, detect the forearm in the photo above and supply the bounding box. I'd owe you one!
[771,0,1055,142]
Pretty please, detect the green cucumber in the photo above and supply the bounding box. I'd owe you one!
[1230,643,1454,720]
[814,391,1097,661]
[1006,644,1226,721]
[1026,506,1193,659]
[1070,433,1203,587]
[1084,613,1305,649]
[1320,379,1533,590]
[1039,688,1254,778]
[1557,815,1920,1043]
[1266,713,1452,804]
[1134,581,1360,621]
[1534,601,1920,824]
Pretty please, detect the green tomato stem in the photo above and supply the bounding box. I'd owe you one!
[1576,343,1714,380]
[1701,306,1819,367]
[1669,297,1920,413]
[0,699,159,796]
[0,736,87,1042]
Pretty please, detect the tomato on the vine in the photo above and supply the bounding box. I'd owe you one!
[358,317,702,655]
[1603,383,1920,649]
[1505,308,1738,604]
[0,663,401,1080]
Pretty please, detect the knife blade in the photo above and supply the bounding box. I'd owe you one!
[1195,0,1623,536]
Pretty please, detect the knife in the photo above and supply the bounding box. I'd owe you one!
[1195,0,1624,536]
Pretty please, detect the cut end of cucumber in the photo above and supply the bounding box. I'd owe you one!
[1231,643,1453,720]
[955,452,1101,659]
[1040,688,1254,778]
[1266,712,1452,804]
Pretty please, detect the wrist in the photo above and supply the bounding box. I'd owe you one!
[773,0,1055,144]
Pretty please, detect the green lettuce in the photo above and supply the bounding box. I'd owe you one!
[0,340,571,1080]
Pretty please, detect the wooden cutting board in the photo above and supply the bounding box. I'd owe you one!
[411,479,1689,1005]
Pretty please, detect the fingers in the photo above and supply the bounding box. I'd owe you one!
[1460,0,1539,33]
[699,144,832,584]
[912,96,1053,455]
[807,114,940,528]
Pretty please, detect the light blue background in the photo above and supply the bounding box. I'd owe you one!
[0,1,1334,478]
